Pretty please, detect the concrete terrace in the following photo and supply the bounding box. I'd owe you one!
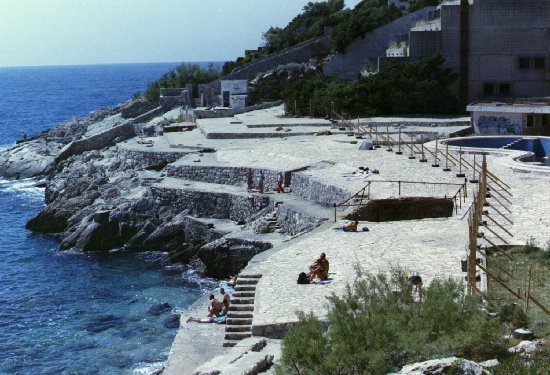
[128,105,550,374]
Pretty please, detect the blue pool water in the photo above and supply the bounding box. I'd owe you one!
[446,136,550,165]
[0,63,220,374]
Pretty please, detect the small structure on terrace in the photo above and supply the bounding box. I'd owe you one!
[160,87,193,111]
[467,100,550,136]
[220,80,248,109]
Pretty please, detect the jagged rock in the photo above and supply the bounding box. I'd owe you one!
[479,359,499,368]
[0,139,60,179]
[189,257,207,276]
[163,314,181,329]
[508,340,546,356]
[148,302,173,316]
[394,357,490,375]
[512,328,534,340]
[198,238,272,278]
[253,218,271,234]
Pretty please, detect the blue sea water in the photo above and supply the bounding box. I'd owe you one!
[0,63,220,374]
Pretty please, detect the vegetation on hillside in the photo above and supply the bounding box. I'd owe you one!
[276,270,506,374]
[275,268,550,374]
[143,63,221,102]
[223,0,347,75]
[408,0,443,12]
[251,54,461,116]
[331,0,402,52]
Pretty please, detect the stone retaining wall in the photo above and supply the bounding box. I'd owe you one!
[194,101,282,119]
[117,149,189,169]
[149,186,270,221]
[54,106,165,164]
[290,172,350,207]
[166,165,286,189]
[181,216,230,244]
[224,35,332,81]
[276,203,326,235]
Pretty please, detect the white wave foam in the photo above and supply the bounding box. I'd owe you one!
[129,361,165,375]
[0,177,45,196]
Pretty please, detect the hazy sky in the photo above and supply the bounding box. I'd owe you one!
[0,0,361,67]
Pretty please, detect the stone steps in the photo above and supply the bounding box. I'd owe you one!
[232,298,255,305]
[233,291,255,298]
[226,318,253,325]
[227,312,253,319]
[229,305,254,311]
[223,273,262,347]
[234,285,256,292]
[237,279,259,285]
[225,325,252,333]
[225,332,252,341]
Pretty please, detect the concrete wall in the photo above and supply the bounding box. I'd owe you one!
[194,100,282,119]
[472,112,523,135]
[323,7,434,80]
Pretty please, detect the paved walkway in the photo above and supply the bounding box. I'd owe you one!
[149,106,550,374]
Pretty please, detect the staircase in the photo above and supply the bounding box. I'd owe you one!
[223,273,262,347]
[263,203,282,233]
[501,138,523,150]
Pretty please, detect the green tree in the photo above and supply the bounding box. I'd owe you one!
[331,0,403,52]
[408,0,442,13]
[277,270,506,374]
[144,63,221,102]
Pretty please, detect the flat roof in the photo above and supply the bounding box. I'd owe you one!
[467,101,550,114]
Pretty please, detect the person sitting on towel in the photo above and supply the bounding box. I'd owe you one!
[308,252,330,282]
[207,294,224,317]
[342,220,358,232]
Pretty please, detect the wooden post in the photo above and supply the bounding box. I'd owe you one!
[420,134,427,162]
[525,264,532,314]
[396,129,403,155]
[470,154,479,183]
[443,144,451,171]
[408,134,416,159]
[432,139,440,167]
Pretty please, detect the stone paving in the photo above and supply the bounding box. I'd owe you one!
[151,105,550,374]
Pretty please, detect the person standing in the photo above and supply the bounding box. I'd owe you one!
[245,168,254,191]
[258,170,265,193]
[276,172,285,193]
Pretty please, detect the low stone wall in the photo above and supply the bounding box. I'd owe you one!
[362,120,471,128]
[224,36,332,81]
[165,165,285,189]
[117,149,189,170]
[55,121,135,164]
[290,172,350,207]
[276,203,326,236]
[54,106,165,164]
[148,186,271,221]
[194,101,282,119]
[347,197,454,222]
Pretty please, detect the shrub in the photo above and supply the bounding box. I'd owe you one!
[277,270,506,374]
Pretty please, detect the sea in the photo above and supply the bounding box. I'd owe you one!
[0,63,221,375]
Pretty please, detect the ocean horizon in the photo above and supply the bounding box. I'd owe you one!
[0,62,220,374]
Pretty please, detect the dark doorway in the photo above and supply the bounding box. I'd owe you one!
[222,91,230,107]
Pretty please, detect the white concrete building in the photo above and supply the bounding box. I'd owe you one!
[467,101,550,136]
[220,80,248,109]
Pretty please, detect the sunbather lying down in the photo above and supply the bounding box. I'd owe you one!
[186,316,226,324]
[137,139,154,145]
[333,220,358,232]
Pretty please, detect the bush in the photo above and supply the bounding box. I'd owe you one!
[144,63,221,102]
[276,270,506,374]
[331,0,402,52]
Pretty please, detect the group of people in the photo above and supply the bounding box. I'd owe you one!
[245,169,286,193]
[186,287,231,324]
